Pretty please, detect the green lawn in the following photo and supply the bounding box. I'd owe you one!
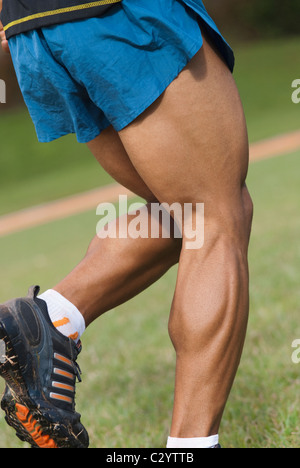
[234,36,300,142]
[0,149,299,448]
[0,112,114,216]
[223,150,300,448]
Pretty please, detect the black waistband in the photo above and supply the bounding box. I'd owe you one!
[1,0,122,39]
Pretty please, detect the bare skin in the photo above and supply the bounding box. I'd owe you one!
[54,127,182,325]
[1,13,253,440]
[56,36,253,438]
[0,1,9,54]
[117,38,253,437]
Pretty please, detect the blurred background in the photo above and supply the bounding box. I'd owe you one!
[1,0,300,214]
[0,0,300,448]
[209,0,300,40]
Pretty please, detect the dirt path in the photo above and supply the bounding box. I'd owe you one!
[249,130,300,161]
[0,130,300,238]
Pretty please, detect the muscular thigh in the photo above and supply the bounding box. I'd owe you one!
[87,126,156,202]
[118,35,249,214]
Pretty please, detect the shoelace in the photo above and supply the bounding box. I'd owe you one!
[73,360,82,383]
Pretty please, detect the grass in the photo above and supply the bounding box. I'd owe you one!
[0,35,300,448]
[222,150,300,448]
[0,209,177,448]
[0,149,300,448]
[0,112,114,216]
[233,36,300,142]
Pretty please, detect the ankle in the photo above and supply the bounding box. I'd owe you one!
[38,289,85,343]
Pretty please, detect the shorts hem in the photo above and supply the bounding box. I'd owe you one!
[36,41,203,142]
[37,122,111,144]
[112,40,203,132]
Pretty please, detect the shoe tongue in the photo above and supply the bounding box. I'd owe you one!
[28,285,83,358]
[27,285,41,299]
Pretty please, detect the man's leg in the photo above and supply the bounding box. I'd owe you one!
[53,127,181,327]
[118,34,253,441]
[0,128,181,449]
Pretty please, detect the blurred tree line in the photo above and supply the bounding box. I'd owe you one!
[1,0,300,111]
[207,0,300,40]
[0,52,23,109]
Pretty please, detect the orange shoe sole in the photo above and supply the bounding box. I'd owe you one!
[15,403,58,449]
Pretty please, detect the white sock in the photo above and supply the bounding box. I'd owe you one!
[166,435,219,448]
[39,289,85,343]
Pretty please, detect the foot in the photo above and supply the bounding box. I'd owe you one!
[0,286,89,448]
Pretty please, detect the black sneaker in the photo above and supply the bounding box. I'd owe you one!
[0,286,89,448]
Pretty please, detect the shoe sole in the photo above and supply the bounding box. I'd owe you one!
[0,322,85,448]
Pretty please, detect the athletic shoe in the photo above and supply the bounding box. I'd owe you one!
[0,286,89,448]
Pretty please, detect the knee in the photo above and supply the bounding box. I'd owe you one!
[215,183,253,249]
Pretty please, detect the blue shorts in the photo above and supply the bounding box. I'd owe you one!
[8,0,234,143]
